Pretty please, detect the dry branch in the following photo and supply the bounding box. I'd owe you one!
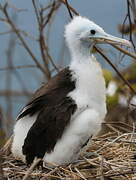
[32,0,60,79]
[60,0,79,16]
[127,0,136,49]
[95,46,136,95]
[22,158,42,180]
[111,43,136,59]
[0,65,38,71]
[0,3,46,75]
[0,90,32,97]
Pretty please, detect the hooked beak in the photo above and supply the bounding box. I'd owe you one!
[92,32,132,48]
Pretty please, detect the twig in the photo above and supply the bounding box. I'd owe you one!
[0,17,7,22]
[65,0,73,19]
[0,90,32,97]
[127,122,135,152]
[96,132,136,153]
[127,0,136,50]
[43,1,60,27]
[59,166,77,178]
[130,0,136,24]
[105,123,120,134]
[95,46,136,95]
[42,42,59,72]
[74,167,87,180]
[0,30,13,35]
[82,157,99,167]
[0,148,4,180]
[33,0,51,79]
[1,3,46,75]
[110,43,136,59]
[103,122,133,129]
[41,1,60,73]
[121,13,128,38]
[0,65,38,71]
[5,20,15,135]
[45,167,58,176]
[4,1,27,13]
[22,158,42,180]
[99,156,104,180]
[32,0,60,77]
[1,135,13,155]
[60,0,79,16]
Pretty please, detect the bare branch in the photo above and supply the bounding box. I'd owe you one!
[0,65,38,71]
[0,90,32,97]
[32,0,60,77]
[95,46,136,95]
[127,0,136,50]
[60,0,79,16]
[22,158,42,180]
[65,0,73,19]
[110,43,136,59]
[0,3,47,75]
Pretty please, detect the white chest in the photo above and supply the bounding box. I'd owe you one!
[69,56,107,118]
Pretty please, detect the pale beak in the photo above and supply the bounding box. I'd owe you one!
[92,32,132,48]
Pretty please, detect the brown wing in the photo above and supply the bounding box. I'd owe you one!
[17,67,77,164]
[32,67,74,99]
[23,97,77,164]
[17,67,75,119]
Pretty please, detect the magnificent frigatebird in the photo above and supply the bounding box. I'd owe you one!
[11,16,131,166]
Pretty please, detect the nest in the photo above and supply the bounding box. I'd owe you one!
[1,132,136,180]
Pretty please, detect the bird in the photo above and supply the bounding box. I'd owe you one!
[11,16,131,166]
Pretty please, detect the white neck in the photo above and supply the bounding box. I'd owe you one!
[69,41,91,64]
[69,46,107,119]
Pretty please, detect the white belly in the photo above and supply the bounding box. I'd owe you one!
[44,108,101,165]
[12,108,102,165]
[11,115,37,162]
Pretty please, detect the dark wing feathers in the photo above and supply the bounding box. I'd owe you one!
[23,97,77,164]
[17,68,77,164]
[17,67,75,119]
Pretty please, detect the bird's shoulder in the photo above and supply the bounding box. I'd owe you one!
[33,67,74,99]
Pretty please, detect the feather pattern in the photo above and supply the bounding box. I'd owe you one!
[17,68,75,119]
[23,97,77,164]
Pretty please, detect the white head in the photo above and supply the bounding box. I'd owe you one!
[65,16,131,57]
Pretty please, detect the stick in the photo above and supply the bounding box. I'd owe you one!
[110,43,136,59]
[2,4,46,75]
[65,0,73,19]
[60,0,79,16]
[95,46,136,95]
[1,135,13,155]
[22,158,42,180]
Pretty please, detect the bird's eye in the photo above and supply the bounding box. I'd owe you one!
[90,30,96,35]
